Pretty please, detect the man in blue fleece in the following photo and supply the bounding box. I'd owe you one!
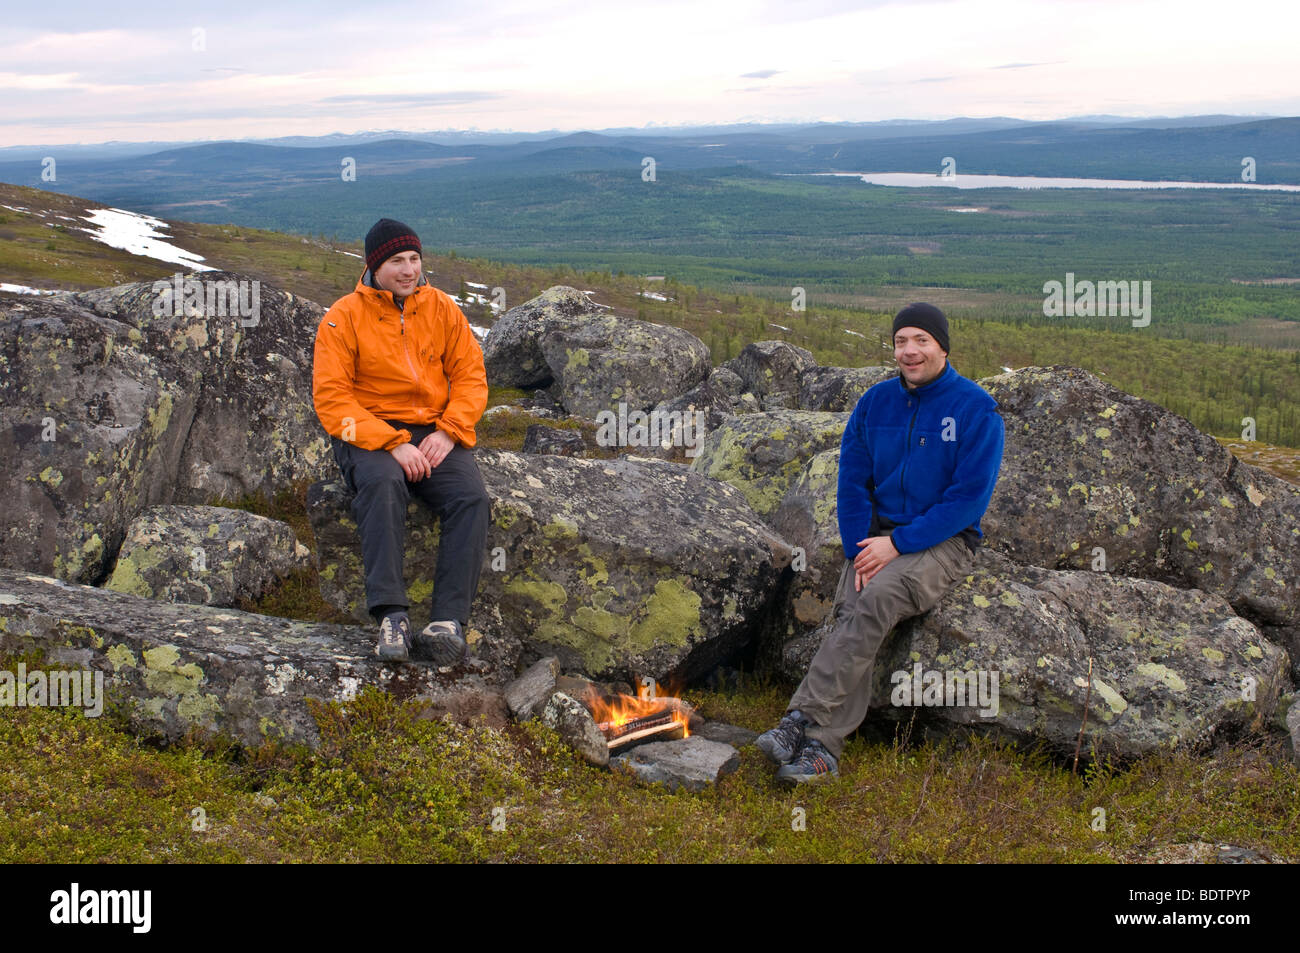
[757,303,1005,784]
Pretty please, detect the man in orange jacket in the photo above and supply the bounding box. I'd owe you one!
[313,218,490,663]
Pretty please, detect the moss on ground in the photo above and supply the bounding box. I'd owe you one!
[1,673,1295,863]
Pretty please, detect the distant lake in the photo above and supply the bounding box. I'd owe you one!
[795,172,1300,192]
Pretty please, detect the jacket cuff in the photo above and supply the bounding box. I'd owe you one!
[381,429,412,451]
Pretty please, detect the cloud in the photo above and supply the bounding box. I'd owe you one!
[320,92,501,105]
[741,69,783,79]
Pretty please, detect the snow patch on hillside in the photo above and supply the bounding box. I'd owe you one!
[79,208,214,271]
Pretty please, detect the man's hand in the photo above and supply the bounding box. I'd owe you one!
[852,535,900,591]
[417,428,455,469]
[390,442,432,482]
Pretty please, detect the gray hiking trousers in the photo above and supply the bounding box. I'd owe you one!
[331,421,490,625]
[789,533,974,758]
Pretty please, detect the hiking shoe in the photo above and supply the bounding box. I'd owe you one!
[756,709,810,764]
[415,619,467,665]
[376,612,411,662]
[776,739,839,786]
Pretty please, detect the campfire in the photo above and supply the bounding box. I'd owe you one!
[581,682,693,751]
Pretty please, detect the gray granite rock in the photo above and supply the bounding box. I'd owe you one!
[505,656,559,721]
[541,691,609,767]
[610,735,741,792]
[695,720,758,748]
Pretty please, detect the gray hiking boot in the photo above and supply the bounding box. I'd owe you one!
[756,709,810,764]
[776,738,840,786]
[415,619,467,665]
[376,612,411,662]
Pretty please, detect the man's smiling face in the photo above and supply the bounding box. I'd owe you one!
[374,250,422,298]
[894,326,947,389]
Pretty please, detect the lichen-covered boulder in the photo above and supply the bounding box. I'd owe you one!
[981,366,1300,629]
[1,295,192,582]
[521,424,586,457]
[765,448,845,652]
[0,273,330,584]
[482,287,710,418]
[106,505,311,606]
[689,410,848,518]
[651,366,746,435]
[541,691,609,767]
[798,365,895,412]
[721,340,816,405]
[309,449,794,682]
[0,568,508,748]
[778,550,1290,759]
[67,274,329,503]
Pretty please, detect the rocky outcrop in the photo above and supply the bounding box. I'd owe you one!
[106,505,311,606]
[689,410,848,518]
[721,341,817,408]
[0,273,329,584]
[778,550,1290,758]
[0,568,507,748]
[309,449,794,682]
[651,366,760,436]
[983,366,1300,629]
[521,424,586,457]
[482,287,710,418]
[797,365,895,412]
[767,448,844,647]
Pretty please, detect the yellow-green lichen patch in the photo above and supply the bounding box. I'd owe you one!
[505,577,568,615]
[141,645,205,697]
[1094,427,1111,439]
[1201,647,1225,663]
[406,578,434,606]
[628,578,703,653]
[572,606,628,642]
[972,594,991,608]
[1136,662,1187,692]
[176,691,222,726]
[106,644,137,671]
[39,467,63,488]
[543,518,580,541]
[999,590,1021,607]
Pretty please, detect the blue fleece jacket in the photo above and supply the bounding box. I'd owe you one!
[837,361,1004,559]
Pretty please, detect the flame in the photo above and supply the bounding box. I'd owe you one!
[583,681,691,738]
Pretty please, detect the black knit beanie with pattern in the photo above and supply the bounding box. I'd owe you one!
[364,218,422,275]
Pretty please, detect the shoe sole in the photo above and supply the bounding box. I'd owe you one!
[376,644,409,662]
[775,768,839,786]
[415,632,466,666]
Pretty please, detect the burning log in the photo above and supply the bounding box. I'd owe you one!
[599,709,686,749]
[583,687,695,751]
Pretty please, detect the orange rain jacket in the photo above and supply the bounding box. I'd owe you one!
[312,274,488,452]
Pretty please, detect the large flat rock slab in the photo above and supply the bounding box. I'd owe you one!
[610,735,741,792]
[0,569,506,748]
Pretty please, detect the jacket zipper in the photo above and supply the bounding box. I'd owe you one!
[397,303,421,415]
[900,396,919,510]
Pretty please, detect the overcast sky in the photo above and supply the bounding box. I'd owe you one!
[3,0,1297,145]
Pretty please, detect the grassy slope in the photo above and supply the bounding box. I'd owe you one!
[2,684,1296,864]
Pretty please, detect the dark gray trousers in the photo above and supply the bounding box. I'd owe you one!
[788,533,974,758]
[331,421,490,625]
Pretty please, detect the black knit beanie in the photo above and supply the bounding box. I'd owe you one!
[364,218,422,275]
[892,302,949,353]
